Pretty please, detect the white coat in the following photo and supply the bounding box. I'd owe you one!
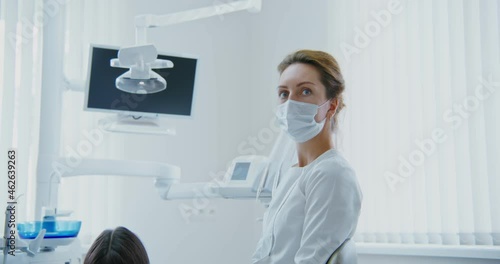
[252,148,363,264]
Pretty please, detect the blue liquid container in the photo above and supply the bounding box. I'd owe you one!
[17,221,82,239]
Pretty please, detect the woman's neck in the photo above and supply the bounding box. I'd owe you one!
[296,131,334,167]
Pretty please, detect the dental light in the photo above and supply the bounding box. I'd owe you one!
[110,44,174,94]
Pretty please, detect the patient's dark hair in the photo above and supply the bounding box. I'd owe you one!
[84,226,150,264]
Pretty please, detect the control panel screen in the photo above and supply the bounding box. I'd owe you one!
[231,162,250,181]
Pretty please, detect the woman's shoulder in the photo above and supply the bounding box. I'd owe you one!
[308,149,358,184]
[317,149,355,171]
[300,149,363,201]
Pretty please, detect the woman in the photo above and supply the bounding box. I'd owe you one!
[252,50,363,264]
[84,226,150,264]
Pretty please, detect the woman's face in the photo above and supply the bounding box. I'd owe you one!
[277,63,328,106]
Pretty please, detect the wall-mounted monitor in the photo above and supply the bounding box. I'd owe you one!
[84,44,198,118]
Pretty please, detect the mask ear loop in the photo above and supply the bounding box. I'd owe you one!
[316,99,332,123]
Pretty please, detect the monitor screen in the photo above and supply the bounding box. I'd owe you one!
[231,162,250,181]
[85,45,198,117]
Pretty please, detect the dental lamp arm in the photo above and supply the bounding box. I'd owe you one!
[133,0,262,44]
[135,0,261,28]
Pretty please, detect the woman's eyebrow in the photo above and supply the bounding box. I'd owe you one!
[277,81,315,89]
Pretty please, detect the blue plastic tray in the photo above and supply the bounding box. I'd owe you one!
[17,221,81,239]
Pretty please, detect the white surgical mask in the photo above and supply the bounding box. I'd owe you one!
[275,99,331,143]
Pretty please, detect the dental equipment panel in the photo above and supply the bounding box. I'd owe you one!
[217,155,271,199]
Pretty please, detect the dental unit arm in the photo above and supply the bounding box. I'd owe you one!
[52,156,274,204]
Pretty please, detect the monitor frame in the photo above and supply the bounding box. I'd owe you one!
[84,43,200,119]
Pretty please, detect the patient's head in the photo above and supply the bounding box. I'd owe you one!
[84,226,150,264]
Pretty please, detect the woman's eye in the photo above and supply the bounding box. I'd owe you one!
[302,89,312,96]
[279,91,289,99]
